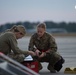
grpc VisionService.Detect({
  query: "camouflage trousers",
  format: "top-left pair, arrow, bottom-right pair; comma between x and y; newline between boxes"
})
37,52 -> 61,71
7,52 -> 25,62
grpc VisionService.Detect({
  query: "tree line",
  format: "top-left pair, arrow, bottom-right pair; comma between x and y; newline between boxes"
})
0,21 -> 76,33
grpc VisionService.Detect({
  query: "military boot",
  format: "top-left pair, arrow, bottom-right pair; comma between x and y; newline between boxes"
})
47,64 -> 56,73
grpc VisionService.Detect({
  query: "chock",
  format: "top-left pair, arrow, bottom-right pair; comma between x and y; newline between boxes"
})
64,67 -> 76,74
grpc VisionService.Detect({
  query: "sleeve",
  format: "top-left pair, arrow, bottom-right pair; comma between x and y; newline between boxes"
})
8,34 -> 29,55
28,35 -> 36,52
47,35 -> 57,54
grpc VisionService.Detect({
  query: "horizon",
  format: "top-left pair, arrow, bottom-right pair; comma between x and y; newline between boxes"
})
0,0 -> 76,25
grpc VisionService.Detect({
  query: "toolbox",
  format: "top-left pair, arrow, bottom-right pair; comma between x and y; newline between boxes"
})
22,55 -> 39,73
22,60 -> 39,73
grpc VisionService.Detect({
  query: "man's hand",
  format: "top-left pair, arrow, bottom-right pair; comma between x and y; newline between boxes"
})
39,52 -> 46,58
35,49 -> 41,57
28,51 -> 36,56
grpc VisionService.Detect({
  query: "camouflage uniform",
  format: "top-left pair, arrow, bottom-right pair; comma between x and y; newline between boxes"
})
28,32 -> 61,71
0,32 -> 29,62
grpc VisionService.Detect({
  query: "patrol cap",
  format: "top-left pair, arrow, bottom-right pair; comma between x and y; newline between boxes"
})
16,25 -> 26,36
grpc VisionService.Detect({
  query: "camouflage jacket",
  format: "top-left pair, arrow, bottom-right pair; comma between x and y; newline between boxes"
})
0,32 -> 28,55
28,32 -> 57,53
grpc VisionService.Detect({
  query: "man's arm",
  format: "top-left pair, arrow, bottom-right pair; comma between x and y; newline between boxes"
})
28,35 -> 37,52
46,35 -> 57,54
8,33 -> 29,55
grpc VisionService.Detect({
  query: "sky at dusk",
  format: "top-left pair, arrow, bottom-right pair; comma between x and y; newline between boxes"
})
0,0 -> 76,25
